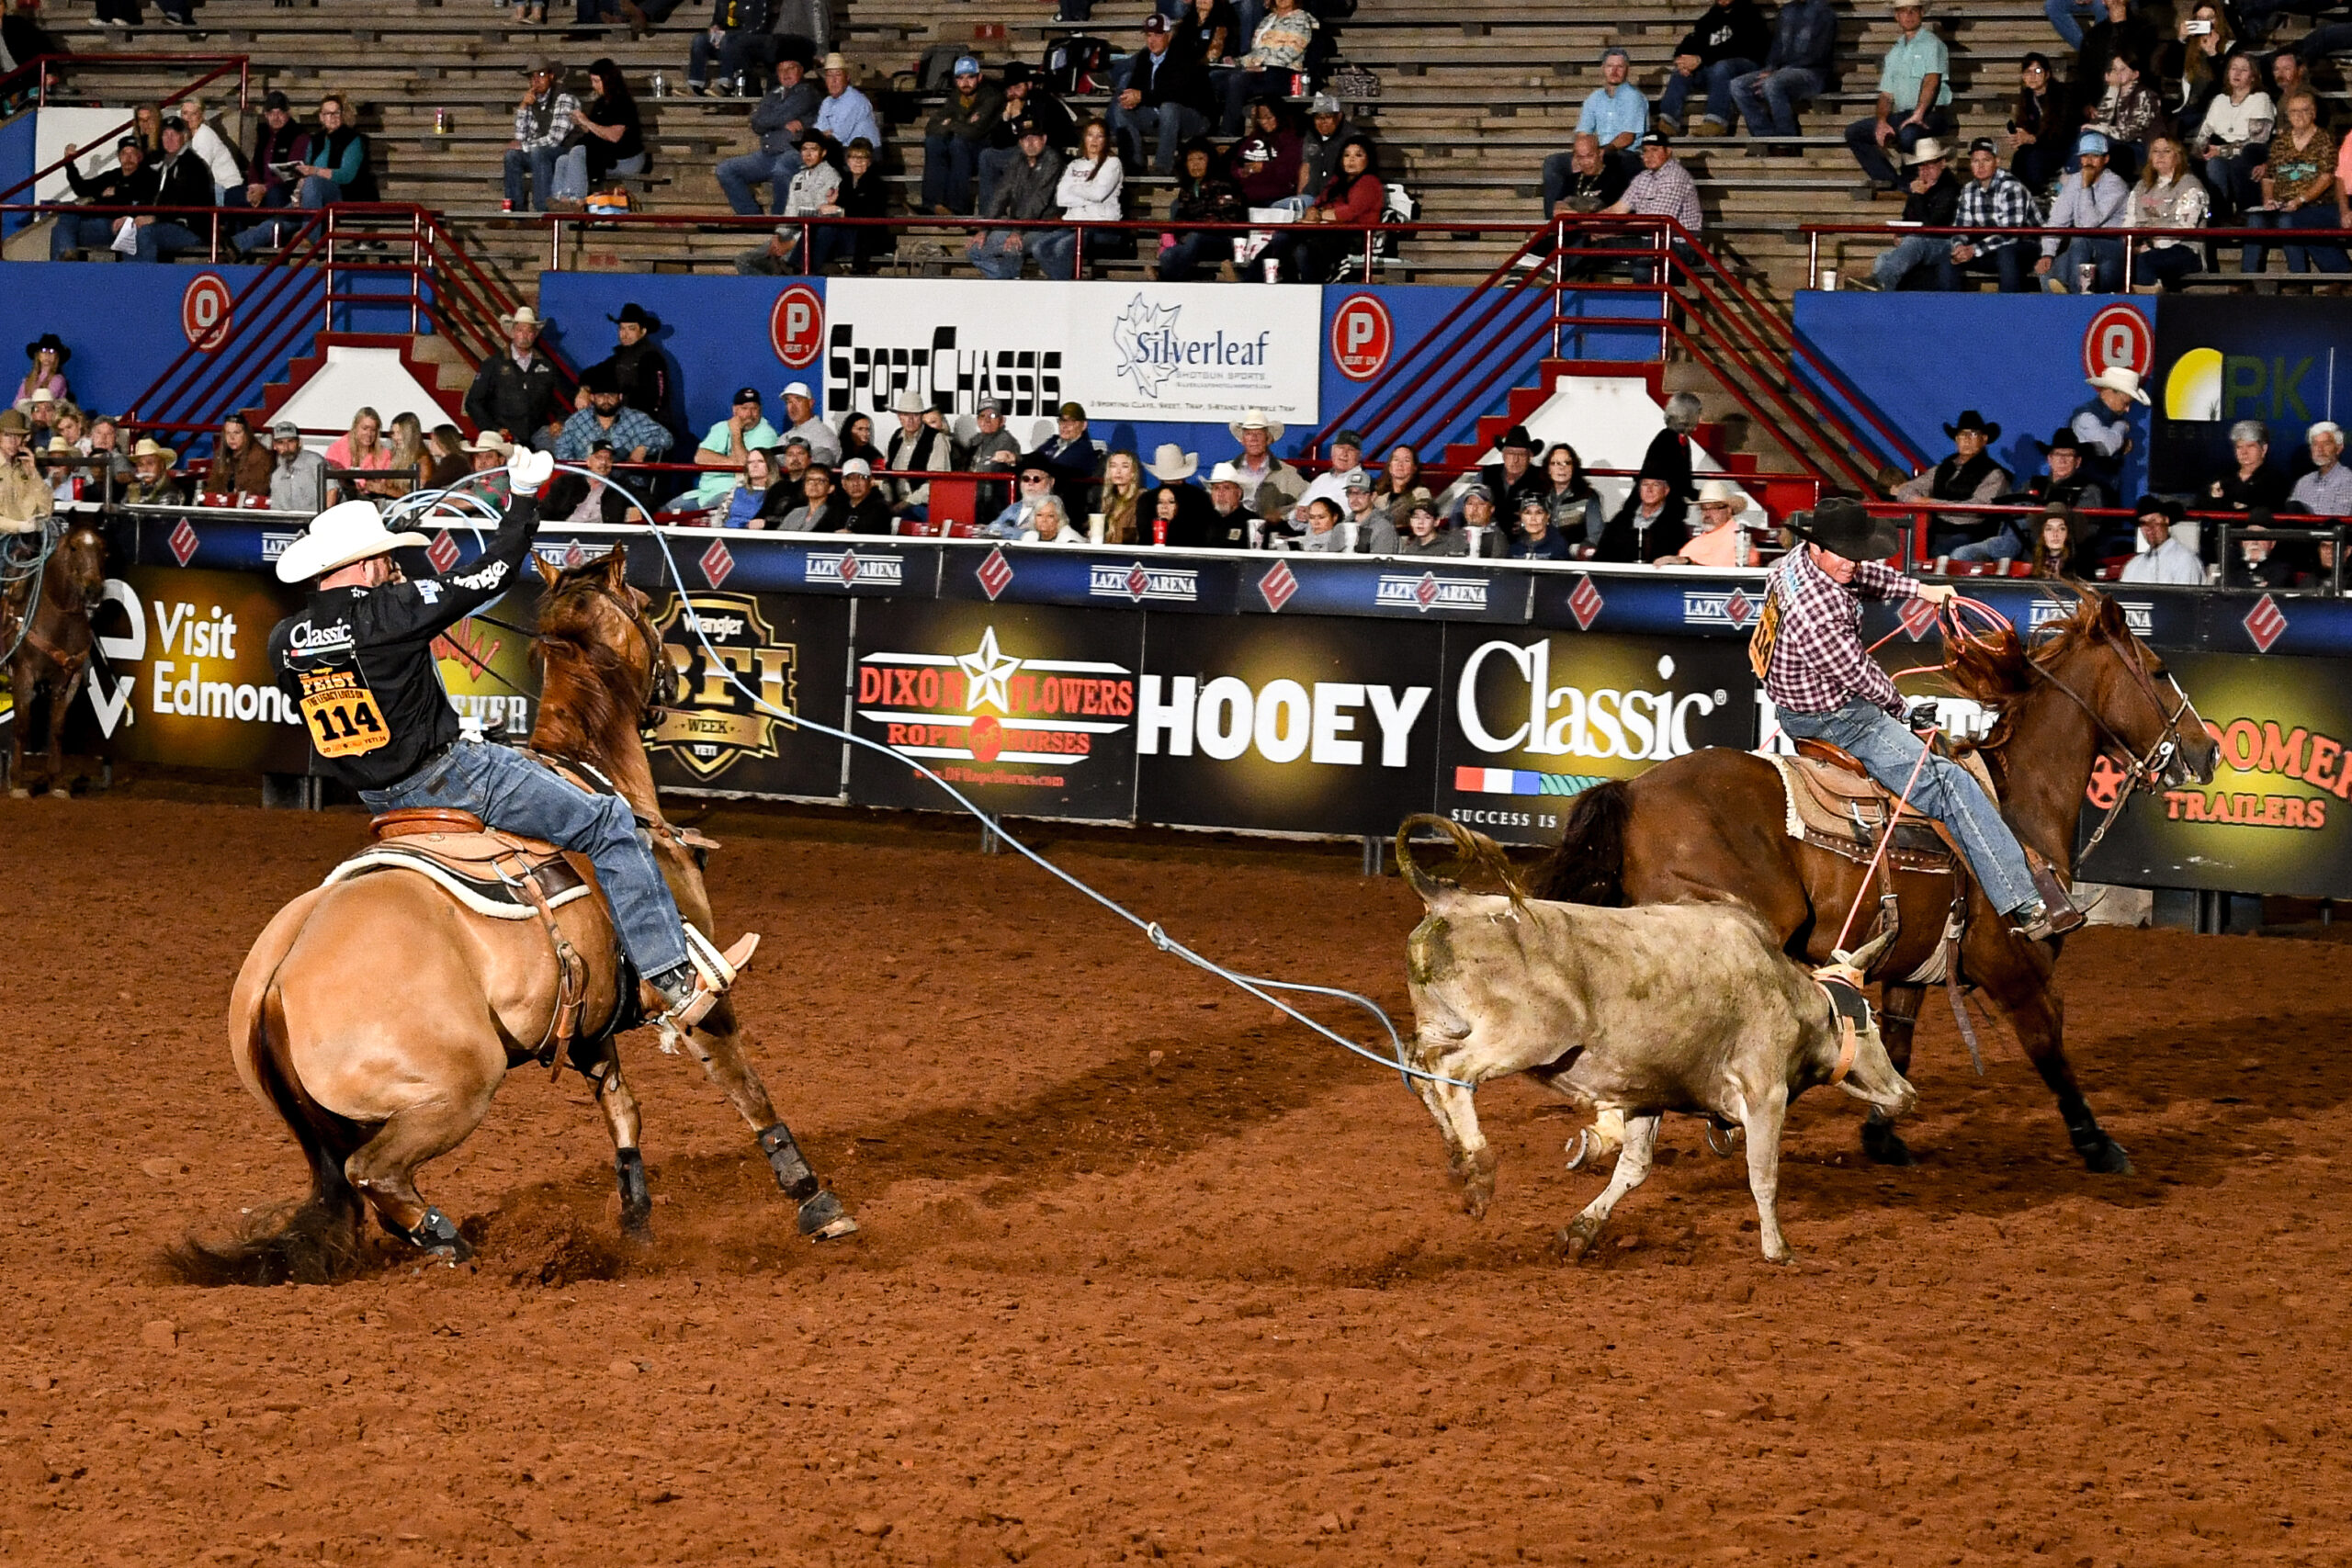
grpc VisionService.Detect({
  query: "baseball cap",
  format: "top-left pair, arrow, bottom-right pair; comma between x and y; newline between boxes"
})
975,394 -> 1002,413
1639,130 -> 1671,149
117,135 -> 140,151
1142,14 -> 1169,33
732,385 -> 762,403
840,457 -> 873,477
782,434 -> 812,451
1462,481 -> 1494,501
262,89 -> 291,111
1013,117 -> 1045,139
589,438 -> 616,454
270,420 -> 300,440
954,54 -> 982,73
1310,93 -> 1340,115
781,380 -> 812,400
1969,137 -> 1999,157
2075,130 -> 2110,155
160,116 -> 187,135
1330,427 -> 1364,450
1342,468 -> 1372,491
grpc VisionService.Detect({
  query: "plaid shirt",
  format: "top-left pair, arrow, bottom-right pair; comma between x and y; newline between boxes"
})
1621,160 -> 1704,234
514,90 -> 580,153
554,405 -> 675,461
1953,171 -> 2042,253
1760,547 -> 1922,717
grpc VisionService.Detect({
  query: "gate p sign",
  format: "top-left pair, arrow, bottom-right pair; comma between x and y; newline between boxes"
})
2081,302 -> 2153,383
183,273 -> 234,353
1330,293 -> 1394,381
770,283 -> 823,369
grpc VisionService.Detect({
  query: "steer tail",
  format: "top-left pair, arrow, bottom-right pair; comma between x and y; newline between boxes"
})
165,987 -> 366,1287
1529,782 -> 1629,906
1396,814 -> 1527,908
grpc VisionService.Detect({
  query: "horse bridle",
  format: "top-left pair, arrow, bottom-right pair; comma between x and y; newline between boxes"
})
2027,626 -> 2208,863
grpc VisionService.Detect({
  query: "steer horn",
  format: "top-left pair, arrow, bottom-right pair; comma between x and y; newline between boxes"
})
1832,917 -> 1898,977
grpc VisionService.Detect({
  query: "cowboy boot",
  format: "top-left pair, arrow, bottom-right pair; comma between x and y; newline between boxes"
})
651,931 -> 759,1032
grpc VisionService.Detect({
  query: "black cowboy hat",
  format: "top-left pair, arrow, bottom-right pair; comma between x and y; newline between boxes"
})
1943,409 -> 2001,440
2031,427 -> 2085,456
606,302 -> 662,332
1789,495 -> 1901,562
1498,423 -> 1535,453
25,333 -> 69,366
2132,494 -> 2184,522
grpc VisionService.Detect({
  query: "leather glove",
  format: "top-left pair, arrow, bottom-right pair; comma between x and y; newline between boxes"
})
1903,697 -> 1941,732
507,447 -> 555,492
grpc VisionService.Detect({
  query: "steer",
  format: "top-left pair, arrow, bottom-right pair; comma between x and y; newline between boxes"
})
1394,815 -> 1917,1263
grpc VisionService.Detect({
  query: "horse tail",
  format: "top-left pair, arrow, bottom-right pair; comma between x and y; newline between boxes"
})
165,986 -> 366,1287
1529,783 -> 1630,906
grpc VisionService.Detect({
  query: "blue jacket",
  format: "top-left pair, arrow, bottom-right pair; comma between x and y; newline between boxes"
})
1762,0 -> 1837,74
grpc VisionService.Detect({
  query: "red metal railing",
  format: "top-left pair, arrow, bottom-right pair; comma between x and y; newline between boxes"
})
1802,220 -> 2352,282
0,54 -> 250,205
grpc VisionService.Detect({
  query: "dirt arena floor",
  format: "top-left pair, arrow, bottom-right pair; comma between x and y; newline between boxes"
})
3,784 -> 2347,1567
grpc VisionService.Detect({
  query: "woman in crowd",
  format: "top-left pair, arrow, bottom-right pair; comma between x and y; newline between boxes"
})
1220,0 -> 1316,134
368,411 -> 426,499
2192,53 -> 2274,226
1509,494 -> 1575,560
1256,135 -> 1382,284
2243,91 -> 2346,275
130,102 -> 164,161
1099,450 -> 1147,543
17,335 -> 70,412
811,138 -> 891,274
1159,137 -> 1246,280
1373,444 -> 1428,513
1035,119 -> 1125,281
837,411 -> 887,472
1536,441 -> 1604,549
2007,54 -> 2072,194
554,59 -> 647,208
2030,504 -> 2097,578
51,402 -> 89,457
294,94 -> 379,211
2082,52 -> 2168,181
2124,135 -> 2211,289
1181,0 -> 1238,67
1021,492 -> 1084,543
1226,98 -> 1302,209
425,424 -> 470,488
202,413 -> 272,498
322,406 -> 390,504
721,446 -> 782,529
2157,5 -> 2234,126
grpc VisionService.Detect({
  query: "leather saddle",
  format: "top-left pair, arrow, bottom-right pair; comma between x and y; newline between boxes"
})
327,807 -> 592,916
1760,738 -> 2001,873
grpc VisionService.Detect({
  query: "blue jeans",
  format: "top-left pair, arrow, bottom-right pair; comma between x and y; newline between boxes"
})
1775,699 -> 2040,915
2243,205 -> 2352,274
690,28 -> 767,89
1948,526 -> 2026,562
357,739 -> 690,979
133,219 -> 205,262
2127,243 -> 2201,289
1658,57 -> 1759,130
2201,148 -> 2263,222
1107,98 -> 1207,174
1159,230 -> 1226,279
504,144 -> 561,209
922,130 -> 979,212
2052,234 -> 2124,293
1937,241 -> 2034,292
2044,0 -> 2094,48
1728,65 -> 1823,138
1845,111 -> 1954,186
969,229 -> 1030,278
554,146 -> 646,200
50,212 -> 121,259
717,149 -> 792,215
1873,231 -> 1949,289
1032,226 -> 1080,279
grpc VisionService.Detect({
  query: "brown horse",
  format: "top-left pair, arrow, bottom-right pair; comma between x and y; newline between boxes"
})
177,545 -> 854,1284
2,521 -> 107,798
1531,591 -> 2218,1173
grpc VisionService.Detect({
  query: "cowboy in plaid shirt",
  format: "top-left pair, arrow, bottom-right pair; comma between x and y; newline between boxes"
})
1758,497 -> 2081,940
1942,139 -> 2043,293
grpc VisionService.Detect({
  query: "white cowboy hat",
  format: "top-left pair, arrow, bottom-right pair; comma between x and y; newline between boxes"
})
889,389 -> 929,415
1697,478 -> 1750,507
1145,443 -> 1198,481
497,305 -> 548,330
1206,460 -> 1245,485
1227,409 -> 1284,443
2086,367 -> 2151,405
275,498 -> 429,583
821,51 -> 851,72
1902,137 -> 1949,165
131,437 -> 176,464
463,431 -> 514,456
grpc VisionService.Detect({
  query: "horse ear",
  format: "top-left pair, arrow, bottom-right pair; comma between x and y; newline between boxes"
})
604,542 -> 630,587
534,553 -> 560,588
2091,588 -> 2129,637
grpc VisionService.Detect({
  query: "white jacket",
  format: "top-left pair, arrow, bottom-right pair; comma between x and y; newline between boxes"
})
1056,154 -> 1124,222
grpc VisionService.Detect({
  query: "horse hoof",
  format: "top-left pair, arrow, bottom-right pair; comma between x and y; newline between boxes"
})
1761,1245 -> 1792,1266
1860,1120 -> 1917,1167
2080,1136 -> 2133,1176
620,1211 -> 654,1247
1559,1219 -> 1600,1261
797,1188 -> 857,1239
423,1236 -> 475,1267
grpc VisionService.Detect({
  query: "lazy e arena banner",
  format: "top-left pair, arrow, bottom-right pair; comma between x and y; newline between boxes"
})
822,277 -> 1322,425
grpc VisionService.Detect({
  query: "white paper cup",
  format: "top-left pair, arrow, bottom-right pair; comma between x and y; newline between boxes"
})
1818,268 -> 1838,291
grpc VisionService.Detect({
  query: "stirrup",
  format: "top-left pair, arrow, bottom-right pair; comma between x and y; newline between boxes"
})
657,930 -> 758,1036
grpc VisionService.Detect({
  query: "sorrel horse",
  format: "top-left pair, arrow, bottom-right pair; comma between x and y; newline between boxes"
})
2,521 -> 107,798
177,545 -> 854,1284
1531,591 -> 2218,1173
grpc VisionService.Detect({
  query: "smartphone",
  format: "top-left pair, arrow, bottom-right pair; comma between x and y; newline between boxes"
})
2185,19 -> 2213,34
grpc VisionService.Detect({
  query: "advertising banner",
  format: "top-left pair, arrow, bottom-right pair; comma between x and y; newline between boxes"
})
936,540 -> 1243,615
1232,555 -> 1534,624
69,566 -> 313,772
822,278 -> 1322,426
1134,615 -> 1443,836
1435,628 -> 1758,845
648,592 -> 851,798
845,599 -> 1144,822
2079,650 -> 2352,897
2149,296 -> 2352,493
1531,567 -> 1767,640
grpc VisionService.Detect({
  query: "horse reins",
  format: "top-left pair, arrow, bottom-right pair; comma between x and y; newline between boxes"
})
2017,615 -> 2205,866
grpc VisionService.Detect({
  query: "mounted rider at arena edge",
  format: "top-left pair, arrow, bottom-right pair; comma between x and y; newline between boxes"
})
1752,495 -> 2085,942
265,447 -> 755,1031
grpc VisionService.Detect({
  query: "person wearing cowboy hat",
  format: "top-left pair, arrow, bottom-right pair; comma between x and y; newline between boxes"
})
2069,366 -> 2148,492
1956,427 -> 2109,564
1146,446 -> 1216,547
1662,478 -> 1756,566
17,334 -> 71,412
881,389 -> 959,515
1894,408 -> 2011,556
1202,460 -> 1261,549
982,451 -> 1067,540
265,446 -> 756,1034
1226,408 -> 1304,518
123,437 -> 187,508
464,307 -> 562,450
2119,495 -> 2204,584
814,52 -> 881,152
0,410 -> 54,538
1867,136 -> 1960,290
582,303 -> 673,425
266,420 -> 329,514
1756,496 -> 2081,941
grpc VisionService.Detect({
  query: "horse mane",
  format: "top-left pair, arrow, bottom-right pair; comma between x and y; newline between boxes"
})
1936,585 -> 2128,752
528,560 -> 639,764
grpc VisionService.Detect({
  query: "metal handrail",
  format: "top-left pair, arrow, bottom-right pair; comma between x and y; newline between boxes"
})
0,54 -> 251,205
1802,219 -> 2352,282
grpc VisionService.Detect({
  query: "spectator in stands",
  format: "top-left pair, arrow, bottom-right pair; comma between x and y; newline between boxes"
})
2028,502 -> 2097,578
2208,418 -> 2290,511
202,414 -> 271,499
547,443 -> 650,526
0,412 -> 51,536
1958,431 -> 2100,562
1574,48 -> 1649,179
50,404 -> 87,460
267,421 -> 327,514
1295,427 -> 1368,519
776,380 -> 839,464
691,386 -> 779,509
884,391 -> 959,515
1542,132 -> 1631,220
763,130 -> 842,271
2036,131 -> 2130,291
1846,0 -> 1955,194
123,438 -> 185,509
555,366 -> 674,463
1159,136 -> 1247,279
778,436 -> 813,488
1870,139 -> 1962,288
806,137 -> 889,274
1657,0 -> 1770,138
834,458 -> 891,534
1035,119 -> 1125,281
689,0 -> 773,96
1286,495 -> 1353,553
322,408 -> 390,506
2290,422 -> 2352,515
1533,442 -> 1603,547
1227,409 -> 1305,517
1596,473 -> 1684,562
836,411 -> 886,471
1020,493 -> 1085,544
2070,367 -> 2146,491
2123,135 -> 2210,288
2159,6 -> 2234,125
1387,497 -> 1468,558
464,308 -> 560,451
2191,54 -> 2274,225
1143,449 -> 1212,547
923,56 -> 1003,216
1227,97 -> 1303,209
2081,54 -> 2165,182
967,397 -> 1022,471
1338,468 -> 1385,538
1508,494 -> 1575,559
718,58 -> 821,216
1221,0 -> 1317,136
982,456 -> 1063,539
1203,460 -> 1259,547
1374,444 -> 1430,515
506,60 -> 578,213
128,105 -> 163,164
1036,400 -> 1106,519
18,389 -> 54,444
817,54 -> 882,152
2245,93 -> 2346,275
1289,95 -> 1358,217
1463,425 -> 1544,521
557,60 -> 649,207
2226,511 -> 2304,589
17,336 -> 69,412
969,118 -> 1064,280
2006,54 -> 2070,196
1453,483 -> 1503,557
175,95 -> 245,208
365,412 -> 426,500
425,425 -> 469,490
49,137 -> 153,261
978,68 -> 1077,215
228,95 -> 310,251
291,95 -> 379,213
779,463 -> 851,532
1644,392 -> 1704,502
2267,51 -> 2315,122
1111,16 -> 1212,176
1180,0 -> 1239,72
1943,138 -> 2044,290
1094,451 -> 1147,544
1895,409 -> 2010,554
2077,0 -> 2159,89
1600,131 -> 1703,280
2120,496 -> 2204,582
1730,0 -> 1837,152
718,446 -> 781,527
579,303 -> 671,427
1662,479 -> 1754,565
85,416 -> 132,488
1256,135 -> 1379,283
128,116 -> 214,264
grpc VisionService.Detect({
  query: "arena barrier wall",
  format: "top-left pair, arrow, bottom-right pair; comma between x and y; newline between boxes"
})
51,517 -> 2352,901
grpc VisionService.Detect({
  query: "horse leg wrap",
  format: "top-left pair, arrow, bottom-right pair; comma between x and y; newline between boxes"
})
756,1122 -> 820,1201
406,1207 -> 473,1263
616,1148 -> 651,1235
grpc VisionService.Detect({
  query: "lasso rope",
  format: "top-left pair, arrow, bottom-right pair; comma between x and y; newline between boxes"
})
0,523 -> 59,667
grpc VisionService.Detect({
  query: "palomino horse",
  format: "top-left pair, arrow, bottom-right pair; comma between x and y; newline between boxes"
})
179,545 -> 854,1284
1532,590 -> 2217,1173
2,521 -> 106,797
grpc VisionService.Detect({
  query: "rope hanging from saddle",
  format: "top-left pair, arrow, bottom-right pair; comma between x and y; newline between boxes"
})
0,525 -> 59,666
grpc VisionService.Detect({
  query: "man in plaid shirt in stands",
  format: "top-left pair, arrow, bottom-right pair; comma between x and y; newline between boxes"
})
1939,138 -> 2042,292
1601,130 -> 1704,282
1755,496 -> 2083,940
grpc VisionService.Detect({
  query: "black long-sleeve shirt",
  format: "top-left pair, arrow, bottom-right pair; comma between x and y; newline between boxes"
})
268,496 -> 540,791
63,158 -> 159,209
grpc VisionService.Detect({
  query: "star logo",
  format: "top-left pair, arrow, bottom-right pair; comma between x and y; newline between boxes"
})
957,626 -> 1022,712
